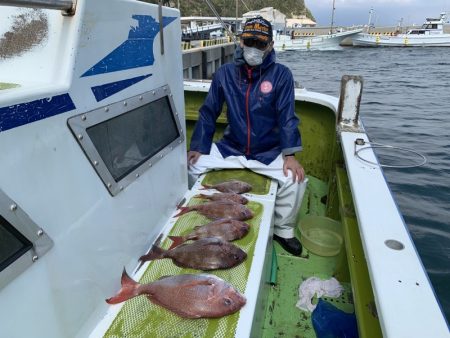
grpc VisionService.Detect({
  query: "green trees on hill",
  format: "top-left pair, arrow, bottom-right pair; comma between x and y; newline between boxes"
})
141,0 -> 314,20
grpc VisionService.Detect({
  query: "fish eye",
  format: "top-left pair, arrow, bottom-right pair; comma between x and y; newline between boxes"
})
224,298 -> 232,306
234,254 -> 240,260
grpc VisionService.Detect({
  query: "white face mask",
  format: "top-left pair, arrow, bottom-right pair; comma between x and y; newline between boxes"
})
243,46 -> 265,66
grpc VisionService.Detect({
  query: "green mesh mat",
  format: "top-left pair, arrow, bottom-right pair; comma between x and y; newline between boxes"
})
201,169 -> 271,195
104,197 -> 264,338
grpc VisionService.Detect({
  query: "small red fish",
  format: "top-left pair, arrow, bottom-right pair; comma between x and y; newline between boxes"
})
201,180 -> 252,194
174,200 -> 253,221
195,192 -> 249,204
106,269 -> 246,318
168,219 -> 250,249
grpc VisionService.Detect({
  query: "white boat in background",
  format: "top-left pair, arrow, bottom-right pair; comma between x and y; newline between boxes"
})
353,12 -> 450,47
274,29 -> 362,51
273,0 -> 361,51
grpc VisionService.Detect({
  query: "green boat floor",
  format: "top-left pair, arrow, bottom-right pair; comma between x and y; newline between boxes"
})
264,175 -> 355,338
262,254 -> 354,338
104,196 -> 264,338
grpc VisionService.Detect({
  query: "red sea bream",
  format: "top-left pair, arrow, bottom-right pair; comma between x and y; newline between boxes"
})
106,269 -> 246,318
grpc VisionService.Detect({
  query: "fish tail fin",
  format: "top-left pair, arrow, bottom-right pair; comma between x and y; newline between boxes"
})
174,206 -> 192,217
139,244 -> 166,262
106,268 -> 140,304
168,235 -> 185,249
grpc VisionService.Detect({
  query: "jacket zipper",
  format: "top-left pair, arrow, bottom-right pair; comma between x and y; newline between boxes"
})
245,67 -> 252,155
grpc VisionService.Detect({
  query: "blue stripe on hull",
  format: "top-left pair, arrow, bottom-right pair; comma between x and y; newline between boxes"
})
0,94 -> 76,132
91,74 -> 152,101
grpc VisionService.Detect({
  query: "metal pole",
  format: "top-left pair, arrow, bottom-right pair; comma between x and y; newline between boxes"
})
367,8 -> 373,33
329,0 -> 335,35
235,0 -> 238,34
0,0 -> 73,10
158,1 -> 164,55
204,0 -> 237,43
0,0 -> 76,15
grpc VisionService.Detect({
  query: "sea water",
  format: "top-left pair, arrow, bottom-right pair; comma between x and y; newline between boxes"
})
279,47 -> 450,322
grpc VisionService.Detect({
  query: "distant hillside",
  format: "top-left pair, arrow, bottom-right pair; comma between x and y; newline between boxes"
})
142,0 -> 315,20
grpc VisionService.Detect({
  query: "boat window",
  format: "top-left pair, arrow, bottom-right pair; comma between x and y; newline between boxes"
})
68,86 -> 184,196
0,215 -> 32,272
86,97 -> 179,181
0,188 -> 54,291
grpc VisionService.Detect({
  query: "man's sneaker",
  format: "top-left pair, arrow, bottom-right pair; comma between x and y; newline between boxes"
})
273,234 -> 302,256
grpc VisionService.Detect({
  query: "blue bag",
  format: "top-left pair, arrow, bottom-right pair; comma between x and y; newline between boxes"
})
311,299 -> 359,338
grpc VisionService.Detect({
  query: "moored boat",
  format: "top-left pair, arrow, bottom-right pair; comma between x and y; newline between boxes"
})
353,12 -> 450,47
0,1 -> 448,337
273,29 -> 362,51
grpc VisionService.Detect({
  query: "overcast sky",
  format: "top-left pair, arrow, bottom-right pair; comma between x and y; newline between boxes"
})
306,0 -> 450,27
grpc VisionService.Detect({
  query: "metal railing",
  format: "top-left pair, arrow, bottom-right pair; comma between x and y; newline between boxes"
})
0,0 -> 76,15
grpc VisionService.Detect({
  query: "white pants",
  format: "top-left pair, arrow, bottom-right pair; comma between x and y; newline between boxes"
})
188,144 -> 308,238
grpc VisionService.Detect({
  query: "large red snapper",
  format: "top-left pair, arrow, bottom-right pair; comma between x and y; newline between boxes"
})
168,219 -> 250,249
195,192 -> 249,204
106,269 -> 246,318
139,237 -> 247,270
174,200 -> 253,221
201,180 -> 252,194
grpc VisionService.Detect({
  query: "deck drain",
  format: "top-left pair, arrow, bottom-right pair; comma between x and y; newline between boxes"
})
385,239 -> 404,250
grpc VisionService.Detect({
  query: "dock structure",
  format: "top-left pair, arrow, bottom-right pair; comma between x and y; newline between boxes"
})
182,41 -> 235,80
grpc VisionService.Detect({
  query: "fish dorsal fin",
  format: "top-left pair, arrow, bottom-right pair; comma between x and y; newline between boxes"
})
179,277 -> 216,291
156,275 -> 172,280
154,233 -> 163,246
199,237 -> 223,247
194,194 -> 208,199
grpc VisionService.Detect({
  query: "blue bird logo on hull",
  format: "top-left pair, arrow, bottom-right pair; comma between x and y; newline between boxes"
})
82,15 -> 177,77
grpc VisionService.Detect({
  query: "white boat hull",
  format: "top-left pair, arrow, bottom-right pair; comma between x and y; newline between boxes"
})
274,29 -> 362,51
353,32 -> 450,47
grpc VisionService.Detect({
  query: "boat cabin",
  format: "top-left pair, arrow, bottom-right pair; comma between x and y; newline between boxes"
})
407,12 -> 448,35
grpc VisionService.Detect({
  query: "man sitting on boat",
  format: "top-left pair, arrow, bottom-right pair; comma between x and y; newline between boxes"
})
187,16 -> 307,256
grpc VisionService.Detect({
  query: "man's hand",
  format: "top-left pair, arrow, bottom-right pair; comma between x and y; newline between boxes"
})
187,151 -> 202,165
283,155 -> 305,183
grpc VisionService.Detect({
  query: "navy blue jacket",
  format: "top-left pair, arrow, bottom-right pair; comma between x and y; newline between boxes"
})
189,48 -> 302,165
